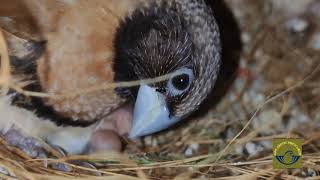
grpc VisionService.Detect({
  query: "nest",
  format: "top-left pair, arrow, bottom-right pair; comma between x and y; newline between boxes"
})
1,0 -> 320,179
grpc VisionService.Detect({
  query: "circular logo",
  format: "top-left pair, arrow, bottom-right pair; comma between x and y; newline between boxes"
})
273,141 -> 302,166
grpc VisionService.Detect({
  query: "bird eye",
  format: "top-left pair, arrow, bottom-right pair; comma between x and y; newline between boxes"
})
172,74 -> 190,90
167,68 -> 193,96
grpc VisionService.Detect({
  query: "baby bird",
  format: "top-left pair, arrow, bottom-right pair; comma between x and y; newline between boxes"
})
0,0 -> 221,155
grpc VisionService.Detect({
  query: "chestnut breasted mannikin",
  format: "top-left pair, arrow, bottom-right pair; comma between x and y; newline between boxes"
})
0,0 -> 225,154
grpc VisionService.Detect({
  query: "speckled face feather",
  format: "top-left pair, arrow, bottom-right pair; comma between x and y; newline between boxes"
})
114,0 -> 221,119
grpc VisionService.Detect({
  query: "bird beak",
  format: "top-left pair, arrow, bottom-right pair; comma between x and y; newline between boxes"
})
129,84 -> 179,139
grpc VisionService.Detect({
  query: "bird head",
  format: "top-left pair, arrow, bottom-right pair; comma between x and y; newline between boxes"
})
114,0 -> 221,138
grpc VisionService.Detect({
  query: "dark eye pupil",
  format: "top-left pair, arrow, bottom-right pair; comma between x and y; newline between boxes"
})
172,74 -> 190,91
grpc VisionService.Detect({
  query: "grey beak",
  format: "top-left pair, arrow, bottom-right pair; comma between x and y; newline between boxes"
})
129,84 -> 179,139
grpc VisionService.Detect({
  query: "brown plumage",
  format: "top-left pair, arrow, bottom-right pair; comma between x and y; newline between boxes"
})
2,0 -> 143,123
0,0 -> 224,154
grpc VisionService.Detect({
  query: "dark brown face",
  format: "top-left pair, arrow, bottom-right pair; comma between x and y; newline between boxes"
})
114,6 -> 195,115
114,1 -> 221,138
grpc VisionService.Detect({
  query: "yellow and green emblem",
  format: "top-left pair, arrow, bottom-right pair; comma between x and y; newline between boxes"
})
273,138 -> 302,169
